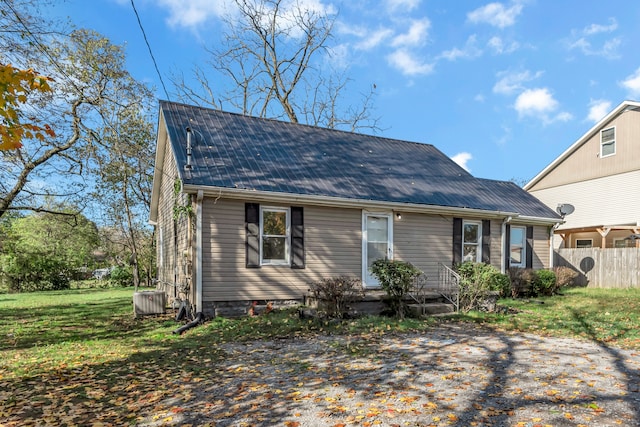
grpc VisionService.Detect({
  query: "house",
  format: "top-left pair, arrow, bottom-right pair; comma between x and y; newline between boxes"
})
150,101 -> 561,317
525,100 -> 640,249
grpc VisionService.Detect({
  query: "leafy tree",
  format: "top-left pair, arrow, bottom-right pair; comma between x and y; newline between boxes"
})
0,209 -> 100,291
89,89 -> 156,289
0,63 -> 55,150
172,0 -> 379,132
0,1 -> 154,220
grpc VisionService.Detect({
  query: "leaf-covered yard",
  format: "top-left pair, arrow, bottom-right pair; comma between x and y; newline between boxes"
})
1,287 -> 640,426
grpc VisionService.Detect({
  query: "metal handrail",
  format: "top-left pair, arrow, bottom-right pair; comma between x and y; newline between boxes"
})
438,263 -> 460,312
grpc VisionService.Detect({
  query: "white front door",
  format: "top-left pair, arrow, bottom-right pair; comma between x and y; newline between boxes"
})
363,213 -> 393,288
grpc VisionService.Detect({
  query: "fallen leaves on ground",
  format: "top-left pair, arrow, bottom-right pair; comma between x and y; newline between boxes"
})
1,324 -> 639,426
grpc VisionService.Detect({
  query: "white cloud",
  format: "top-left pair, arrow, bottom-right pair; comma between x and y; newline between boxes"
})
514,88 -> 573,124
438,35 -> 482,61
583,18 -> 618,35
386,49 -> 434,76
621,67 -> 640,97
355,27 -> 394,50
391,19 -> 431,47
385,0 -> 420,12
493,69 -> 542,95
587,99 -> 612,123
157,0 -> 232,28
566,18 -> 620,59
451,152 -> 472,172
487,36 -> 519,54
467,1 -> 524,29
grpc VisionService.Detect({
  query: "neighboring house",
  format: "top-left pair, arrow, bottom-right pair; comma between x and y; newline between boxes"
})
525,100 -> 640,249
150,101 -> 561,316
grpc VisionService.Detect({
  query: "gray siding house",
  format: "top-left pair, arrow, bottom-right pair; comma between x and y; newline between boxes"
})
150,101 -> 561,316
525,100 -> 640,249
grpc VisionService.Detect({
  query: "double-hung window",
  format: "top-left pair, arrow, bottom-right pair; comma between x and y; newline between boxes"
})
462,221 -> 482,262
260,207 -> 290,265
509,226 -> 526,267
600,127 -> 615,158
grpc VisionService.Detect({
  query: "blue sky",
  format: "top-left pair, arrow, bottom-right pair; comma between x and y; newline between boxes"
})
53,0 -> 640,184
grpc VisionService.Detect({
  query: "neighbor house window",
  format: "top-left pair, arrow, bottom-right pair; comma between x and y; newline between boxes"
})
600,127 -> 615,158
463,221 -> 482,262
260,207 -> 290,265
576,239 -> 593,248
510,226 -> 526,267
614,238 -> 629,248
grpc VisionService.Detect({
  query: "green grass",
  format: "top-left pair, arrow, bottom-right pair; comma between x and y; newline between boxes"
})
450,287 -> 640,348
1,286 -> 639,425
1,286 -> 639,381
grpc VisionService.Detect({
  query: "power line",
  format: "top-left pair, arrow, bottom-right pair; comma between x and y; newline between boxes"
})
130,0 -> 171,100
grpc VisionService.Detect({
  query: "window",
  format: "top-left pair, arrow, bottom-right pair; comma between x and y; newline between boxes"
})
576,239 -> 593,248
600,127 -> 615,158
509,226 -> 526,267
463,221 -> 482,262
614,238 -> 630,248
260,207 -> 290,265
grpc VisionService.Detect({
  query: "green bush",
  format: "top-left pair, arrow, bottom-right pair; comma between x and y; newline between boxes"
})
108,266 -> 133,287
309,276 -> 364,318
371,258 -> 422,319
535,269 -> 557,296
455,261 -> 509,312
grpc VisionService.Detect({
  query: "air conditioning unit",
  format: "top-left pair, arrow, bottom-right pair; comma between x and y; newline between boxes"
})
133,291 -> 166,317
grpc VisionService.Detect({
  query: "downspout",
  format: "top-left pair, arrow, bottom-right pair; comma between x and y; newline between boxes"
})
196,190 -> 204,314
501,216 -> 512,274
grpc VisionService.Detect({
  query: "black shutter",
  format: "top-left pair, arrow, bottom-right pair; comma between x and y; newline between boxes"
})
245,203 -> 260,268
526,226 -> 534,268
453,218 -> 462,266
290,206 -> 305,269
482,220 -> 491,264
504,224 -> 511,270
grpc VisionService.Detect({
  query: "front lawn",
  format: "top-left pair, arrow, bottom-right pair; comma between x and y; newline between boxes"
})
1,286 -> 639,425
454,287 -> 640,348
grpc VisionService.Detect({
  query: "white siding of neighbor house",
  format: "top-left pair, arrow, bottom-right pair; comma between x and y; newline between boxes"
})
529,170 -> 640,231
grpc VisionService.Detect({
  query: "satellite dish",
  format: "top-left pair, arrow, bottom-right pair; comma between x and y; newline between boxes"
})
556,203 -> 575,217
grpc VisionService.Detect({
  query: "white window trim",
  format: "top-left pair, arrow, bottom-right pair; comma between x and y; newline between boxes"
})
260,206 -> 291,266
575,239 -> 593,248
462,220 -> 482,263
600,126 -> 616,158
509,225 -> 526,268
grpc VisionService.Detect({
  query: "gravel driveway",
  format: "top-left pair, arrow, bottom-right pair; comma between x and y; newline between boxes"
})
143,323 -> 640,427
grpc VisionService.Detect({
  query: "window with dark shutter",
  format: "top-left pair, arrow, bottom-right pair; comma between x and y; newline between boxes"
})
453,218 -> 462,265
245,203 -> 260,268
290,206 -> 305,269
482,220 -> 491,264
526,226 -> 534,268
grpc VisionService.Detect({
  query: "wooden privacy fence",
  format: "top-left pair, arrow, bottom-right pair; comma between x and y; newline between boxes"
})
555,248 -> 640,288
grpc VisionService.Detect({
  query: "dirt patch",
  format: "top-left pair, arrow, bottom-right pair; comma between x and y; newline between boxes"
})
142,323 -> 640,426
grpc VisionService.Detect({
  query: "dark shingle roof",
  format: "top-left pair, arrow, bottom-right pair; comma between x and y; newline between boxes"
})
160,101 -> 559,220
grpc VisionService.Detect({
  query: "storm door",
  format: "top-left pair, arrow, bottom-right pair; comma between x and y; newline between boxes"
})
363,213 -> 393,288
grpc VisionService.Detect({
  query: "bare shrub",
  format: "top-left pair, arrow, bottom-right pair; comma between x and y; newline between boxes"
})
309,276 -> 364,318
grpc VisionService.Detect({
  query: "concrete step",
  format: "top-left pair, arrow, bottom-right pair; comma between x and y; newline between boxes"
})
407,302 -> 456,317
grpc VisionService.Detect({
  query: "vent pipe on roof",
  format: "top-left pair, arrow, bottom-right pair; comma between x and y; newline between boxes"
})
184,127 -> 193,172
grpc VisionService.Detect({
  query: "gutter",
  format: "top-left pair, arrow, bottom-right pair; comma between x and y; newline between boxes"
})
182,184 -> 521,220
